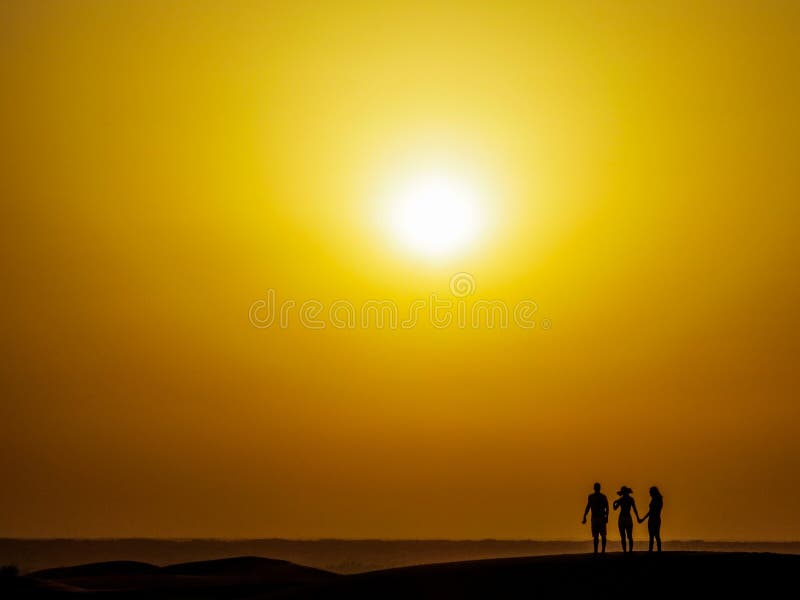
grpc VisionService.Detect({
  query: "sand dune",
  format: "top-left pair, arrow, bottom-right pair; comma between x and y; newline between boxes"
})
272,552 -> 800,599
2,551 -> 797,598
4,538 -> 799,574
19,556 -> 338,597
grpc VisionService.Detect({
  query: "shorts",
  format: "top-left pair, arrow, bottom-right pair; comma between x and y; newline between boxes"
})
591,518 -> 607,536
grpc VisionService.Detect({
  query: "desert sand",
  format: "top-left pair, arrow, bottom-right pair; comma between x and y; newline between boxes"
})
3,552 -> 798,598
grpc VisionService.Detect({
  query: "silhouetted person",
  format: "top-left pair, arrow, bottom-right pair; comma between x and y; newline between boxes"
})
613,486 -> 640,553
582,482 -> 609,554
638,486 -> 664,552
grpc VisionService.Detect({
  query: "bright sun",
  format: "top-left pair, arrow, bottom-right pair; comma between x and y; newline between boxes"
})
386,171 -> 484,259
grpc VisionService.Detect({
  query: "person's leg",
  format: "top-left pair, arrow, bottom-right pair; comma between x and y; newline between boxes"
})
655,522 -> 662,552
619,524 -> 627,552
593,532 -> 599,554
626,525 -> 634,552
648,522 -> 655,552
601,532 -> 607,553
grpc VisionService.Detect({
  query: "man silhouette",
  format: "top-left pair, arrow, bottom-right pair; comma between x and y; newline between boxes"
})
582,482 -> 609,554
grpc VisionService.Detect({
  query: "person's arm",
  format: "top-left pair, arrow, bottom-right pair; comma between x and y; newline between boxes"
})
582,497 -> 591,523
613,498 -> 620,510
603,497 -> 609,521
639,508 -> 649,523
632,499 -> 641,521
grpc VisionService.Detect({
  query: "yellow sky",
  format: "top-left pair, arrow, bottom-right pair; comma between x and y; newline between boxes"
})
2,1 -> 799,540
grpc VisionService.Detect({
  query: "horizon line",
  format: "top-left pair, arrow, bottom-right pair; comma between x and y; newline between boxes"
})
3,537 -> 800,544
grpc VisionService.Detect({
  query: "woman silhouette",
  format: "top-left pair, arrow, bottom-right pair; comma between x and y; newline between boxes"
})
612,486 -> 639,552
638,486 -> 664,552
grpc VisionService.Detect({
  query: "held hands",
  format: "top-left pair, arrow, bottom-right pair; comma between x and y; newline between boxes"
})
582,517 -> 587,524
637,517 -> 644,524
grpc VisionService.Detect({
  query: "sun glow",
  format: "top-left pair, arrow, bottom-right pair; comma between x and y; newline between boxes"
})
384,171 -> 485,259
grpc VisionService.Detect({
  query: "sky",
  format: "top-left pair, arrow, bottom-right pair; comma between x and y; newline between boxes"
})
2,1 -> 799,540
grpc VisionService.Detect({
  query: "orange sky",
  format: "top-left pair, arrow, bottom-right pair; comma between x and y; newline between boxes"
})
2,1 -> 799,540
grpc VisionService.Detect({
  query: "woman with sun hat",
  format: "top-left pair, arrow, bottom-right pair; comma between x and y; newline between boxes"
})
613,486 -> 640,553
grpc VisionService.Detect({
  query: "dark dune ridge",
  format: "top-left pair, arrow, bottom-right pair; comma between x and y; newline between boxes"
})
4,556 -> 337,598
2,552 -> 798,599
33,561 -> 160,579
3,538 -> 799,574
275,552 -> 800,599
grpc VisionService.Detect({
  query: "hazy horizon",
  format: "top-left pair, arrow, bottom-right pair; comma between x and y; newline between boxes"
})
5,536 -> 800,542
